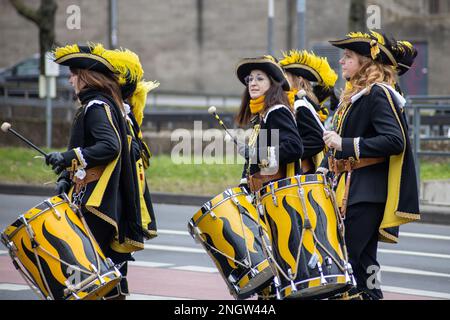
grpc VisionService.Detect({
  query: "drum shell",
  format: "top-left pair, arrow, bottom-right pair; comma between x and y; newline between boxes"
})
258,174 -> 351,299
1,195 -> 121,300
190,187 -> 273,299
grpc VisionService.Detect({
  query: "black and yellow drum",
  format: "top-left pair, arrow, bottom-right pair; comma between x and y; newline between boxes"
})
0,194 -> 122,300
188,187 -> 274,299
256,174 -> 355,299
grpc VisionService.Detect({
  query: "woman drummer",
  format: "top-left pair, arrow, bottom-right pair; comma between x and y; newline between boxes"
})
235,55 -> 303,193
46,43 -> 149,299
279,50 -> 338,174
318,31 -> 420,299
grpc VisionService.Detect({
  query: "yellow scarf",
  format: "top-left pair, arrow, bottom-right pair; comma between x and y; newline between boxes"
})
286,89 -> 299,108
249,95 -> 265,114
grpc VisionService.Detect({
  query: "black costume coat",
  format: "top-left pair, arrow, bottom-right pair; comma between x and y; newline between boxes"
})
58,89 -> 147,253
242,104 -> 304,181
320,84 -> 420,243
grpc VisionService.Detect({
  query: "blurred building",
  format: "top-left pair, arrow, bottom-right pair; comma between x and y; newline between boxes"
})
0,0 -> 449,96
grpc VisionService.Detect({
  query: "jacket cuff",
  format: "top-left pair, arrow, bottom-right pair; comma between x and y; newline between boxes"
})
62,148 -> 87,169
341,137 -> 360,160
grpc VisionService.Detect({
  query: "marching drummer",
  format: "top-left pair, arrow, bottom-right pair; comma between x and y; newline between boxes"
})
46,43 -> 151,300
235,55 -> 303,193
318,31 -> 421,299
279,50 -> 338,174
94,47 -> 160,299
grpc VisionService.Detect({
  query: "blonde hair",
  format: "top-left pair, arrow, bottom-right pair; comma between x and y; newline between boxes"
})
341,54 -> 397,104
289,73 -> 319,105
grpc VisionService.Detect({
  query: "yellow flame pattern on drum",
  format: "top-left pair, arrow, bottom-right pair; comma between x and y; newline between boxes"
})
260,176 -> 344,275
2,196 -> 119,299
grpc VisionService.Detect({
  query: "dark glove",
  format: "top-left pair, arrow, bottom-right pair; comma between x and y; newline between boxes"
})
55,179 -> 71,195
45,152 -> 66,175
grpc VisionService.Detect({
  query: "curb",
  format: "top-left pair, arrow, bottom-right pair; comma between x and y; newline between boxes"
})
0,183 -> 449,225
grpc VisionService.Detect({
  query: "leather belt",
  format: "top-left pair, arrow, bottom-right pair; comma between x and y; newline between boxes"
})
248,168 -> 285,193
329,157 -> 386,176
72,165 -> 106,194
328,156 -> 386,219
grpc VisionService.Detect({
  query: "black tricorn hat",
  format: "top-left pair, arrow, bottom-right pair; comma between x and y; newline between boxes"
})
393,40 -> 418,76
236,55 -> 291,91
53,43 -> 116,75
329,31 -> 398,67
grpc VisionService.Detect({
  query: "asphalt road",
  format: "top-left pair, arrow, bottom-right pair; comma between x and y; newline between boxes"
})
0,194 -> 449,300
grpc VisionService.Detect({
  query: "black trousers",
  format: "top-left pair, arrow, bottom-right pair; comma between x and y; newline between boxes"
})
344,202 -> 385,300
82,209 -> 132,297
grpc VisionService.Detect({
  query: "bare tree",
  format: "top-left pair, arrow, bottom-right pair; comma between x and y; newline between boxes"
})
9,0 -> 57,74
348,0 -> 367,31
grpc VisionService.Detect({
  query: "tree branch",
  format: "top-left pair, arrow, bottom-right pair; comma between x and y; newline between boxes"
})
9,0 -> 40,25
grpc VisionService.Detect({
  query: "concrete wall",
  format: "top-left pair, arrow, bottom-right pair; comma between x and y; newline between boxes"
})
0,0 -> 449,95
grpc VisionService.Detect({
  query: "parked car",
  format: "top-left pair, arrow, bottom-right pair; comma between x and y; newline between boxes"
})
0,54 -> 71,86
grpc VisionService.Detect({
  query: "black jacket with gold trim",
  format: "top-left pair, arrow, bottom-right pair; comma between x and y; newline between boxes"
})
242,104 -> 303,179
320,84 -> 420,243
58,88 -> 147,253
294,97 -> 325,173
124,104 -> 158,239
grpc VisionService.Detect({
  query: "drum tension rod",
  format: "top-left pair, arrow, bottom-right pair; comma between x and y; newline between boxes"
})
45,200 -> 61,220
269,182 -> 278,207
287,269 -> 297,293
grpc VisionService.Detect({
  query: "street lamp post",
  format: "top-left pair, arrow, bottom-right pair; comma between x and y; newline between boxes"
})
297,0 -> 306,49
268,0 -> 274,55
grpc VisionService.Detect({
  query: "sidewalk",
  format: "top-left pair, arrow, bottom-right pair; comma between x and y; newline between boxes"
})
0,183 -> 449,225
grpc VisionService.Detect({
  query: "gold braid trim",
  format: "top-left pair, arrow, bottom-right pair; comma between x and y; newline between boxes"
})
396,211 -> 421,220
379,229 -> 398,244
85,206 -> 119,233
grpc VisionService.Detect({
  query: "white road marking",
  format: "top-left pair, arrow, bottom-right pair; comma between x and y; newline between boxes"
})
129,261 -> 174,268
399,232 -> 450,241
128,293 -> 192,300
144,244 -> 204,254
379,249 -> 450,260
158,229 -> 190,236
381,265 -> 450,279
382,285 -> 450,300
171,265 -> 218,273
0,250 -> 8,256
0,284 -> 30,291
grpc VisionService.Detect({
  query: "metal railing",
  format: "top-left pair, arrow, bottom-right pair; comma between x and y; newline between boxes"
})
0,82 -> 241,109
406,96 -> 450,185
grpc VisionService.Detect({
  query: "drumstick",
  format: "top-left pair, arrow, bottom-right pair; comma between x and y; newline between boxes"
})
1,122 -> 48,157
208,106 -> 238,146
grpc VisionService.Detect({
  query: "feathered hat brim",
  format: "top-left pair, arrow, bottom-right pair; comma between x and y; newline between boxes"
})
329,34 -> 397,67
236,57 -> 290,91
53,45 -> 116,74
282,64 -> 321,83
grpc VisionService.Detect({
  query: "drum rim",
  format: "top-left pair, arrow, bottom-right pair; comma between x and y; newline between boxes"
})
279,274 -> 349,298
2,196 -> 69,240
191,187 -> 250,226
257,174 -> 328,200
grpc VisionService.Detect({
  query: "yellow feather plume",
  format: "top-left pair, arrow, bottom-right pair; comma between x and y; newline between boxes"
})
279,50 -> 338,88
52,44 -> 80,59
102,47 -> 144,85
130,80 -> 160,126
346,31 -> 385,45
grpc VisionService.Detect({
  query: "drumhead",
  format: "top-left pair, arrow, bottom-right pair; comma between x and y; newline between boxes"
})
190,187 -> 250,226
257,174 -> 326,200
1,195 -> 69,241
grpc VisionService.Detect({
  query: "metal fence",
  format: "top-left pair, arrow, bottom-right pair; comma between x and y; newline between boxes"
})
406,96 -> 450,185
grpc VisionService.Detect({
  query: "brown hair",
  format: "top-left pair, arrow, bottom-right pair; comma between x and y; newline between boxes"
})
235,77 -> 292,127
72,68 -> 124,113
341,54 -> 397,104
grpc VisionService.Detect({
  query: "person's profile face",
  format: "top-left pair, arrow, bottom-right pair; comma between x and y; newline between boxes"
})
69,70 -> 84,94
339,49 -> 361,80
